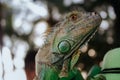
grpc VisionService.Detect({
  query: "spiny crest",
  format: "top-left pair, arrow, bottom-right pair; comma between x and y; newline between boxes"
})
44,24 -> 61,43
45,23 -> 60,36
45,26 -> 51,35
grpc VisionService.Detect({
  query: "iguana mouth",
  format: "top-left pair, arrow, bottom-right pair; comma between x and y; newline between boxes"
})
63,27 -> 98,60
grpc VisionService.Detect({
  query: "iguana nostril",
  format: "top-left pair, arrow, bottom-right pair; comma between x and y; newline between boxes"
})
92,12 -> 98,16
91,12 -> 96,15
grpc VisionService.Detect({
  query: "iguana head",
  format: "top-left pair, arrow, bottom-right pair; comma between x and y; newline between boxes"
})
52,10 -> 102,62
35,9 -> 102,80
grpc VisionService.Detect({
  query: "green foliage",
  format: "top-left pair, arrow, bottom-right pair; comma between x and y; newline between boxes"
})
87,65 -> 101,79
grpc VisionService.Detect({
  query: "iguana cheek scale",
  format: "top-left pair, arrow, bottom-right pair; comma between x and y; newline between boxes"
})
34,9 -> 102,80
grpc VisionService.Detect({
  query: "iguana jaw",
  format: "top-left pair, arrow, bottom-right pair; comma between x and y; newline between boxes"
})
63,27 -> 98,60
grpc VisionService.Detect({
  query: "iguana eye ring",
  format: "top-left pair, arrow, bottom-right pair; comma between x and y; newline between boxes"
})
70,14 -> 77,21
58,40 -> 71,54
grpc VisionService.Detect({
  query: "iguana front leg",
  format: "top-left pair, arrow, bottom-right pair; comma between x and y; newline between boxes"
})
59,49 -> 82,77
34,44 -> 60,80
34,9 -> 102,80
59,49 -> 84,80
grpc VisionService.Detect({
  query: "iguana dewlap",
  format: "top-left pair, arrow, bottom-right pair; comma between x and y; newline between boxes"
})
34,9 -> 102,80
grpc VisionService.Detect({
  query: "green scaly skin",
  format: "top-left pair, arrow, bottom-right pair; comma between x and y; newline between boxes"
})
34,9 -> 102,80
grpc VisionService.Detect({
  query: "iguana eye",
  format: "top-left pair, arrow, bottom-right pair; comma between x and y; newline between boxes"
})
70,14 -> 77,21
58,40 -> 71,54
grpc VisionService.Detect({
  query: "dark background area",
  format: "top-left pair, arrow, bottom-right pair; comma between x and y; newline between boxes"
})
0,0 -> 120,80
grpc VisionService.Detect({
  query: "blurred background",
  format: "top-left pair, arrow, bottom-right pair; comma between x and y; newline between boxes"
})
0,0 -> 120,80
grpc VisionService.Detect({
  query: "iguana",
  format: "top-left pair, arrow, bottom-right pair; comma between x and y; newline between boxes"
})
34,9 -> 102,80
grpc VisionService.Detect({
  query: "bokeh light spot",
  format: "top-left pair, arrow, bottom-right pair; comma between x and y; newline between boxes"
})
81,44 -> 88,53
100,20 -> 109,30
12,39 -> 29,59
52,7 -> 61,21
3,35 -> 12,48
33,37 -> 45,48
4,69 -> 27,80
106,36 -> 114,44
81,71 -> 87,79
0,50 -> 3,80
108,6 -> 116,20
63,0 -> 72,6
77,63 -> 85,71
72,0 -> 84,4
2,46 -> 13,73
13,57 -> 25,69
34,21 -> 48,35
100,11 -> 107,19
33,21 -> 48,47
0,19 -> 6,27
26,1 -> 49,18
88,49 -> 96,58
